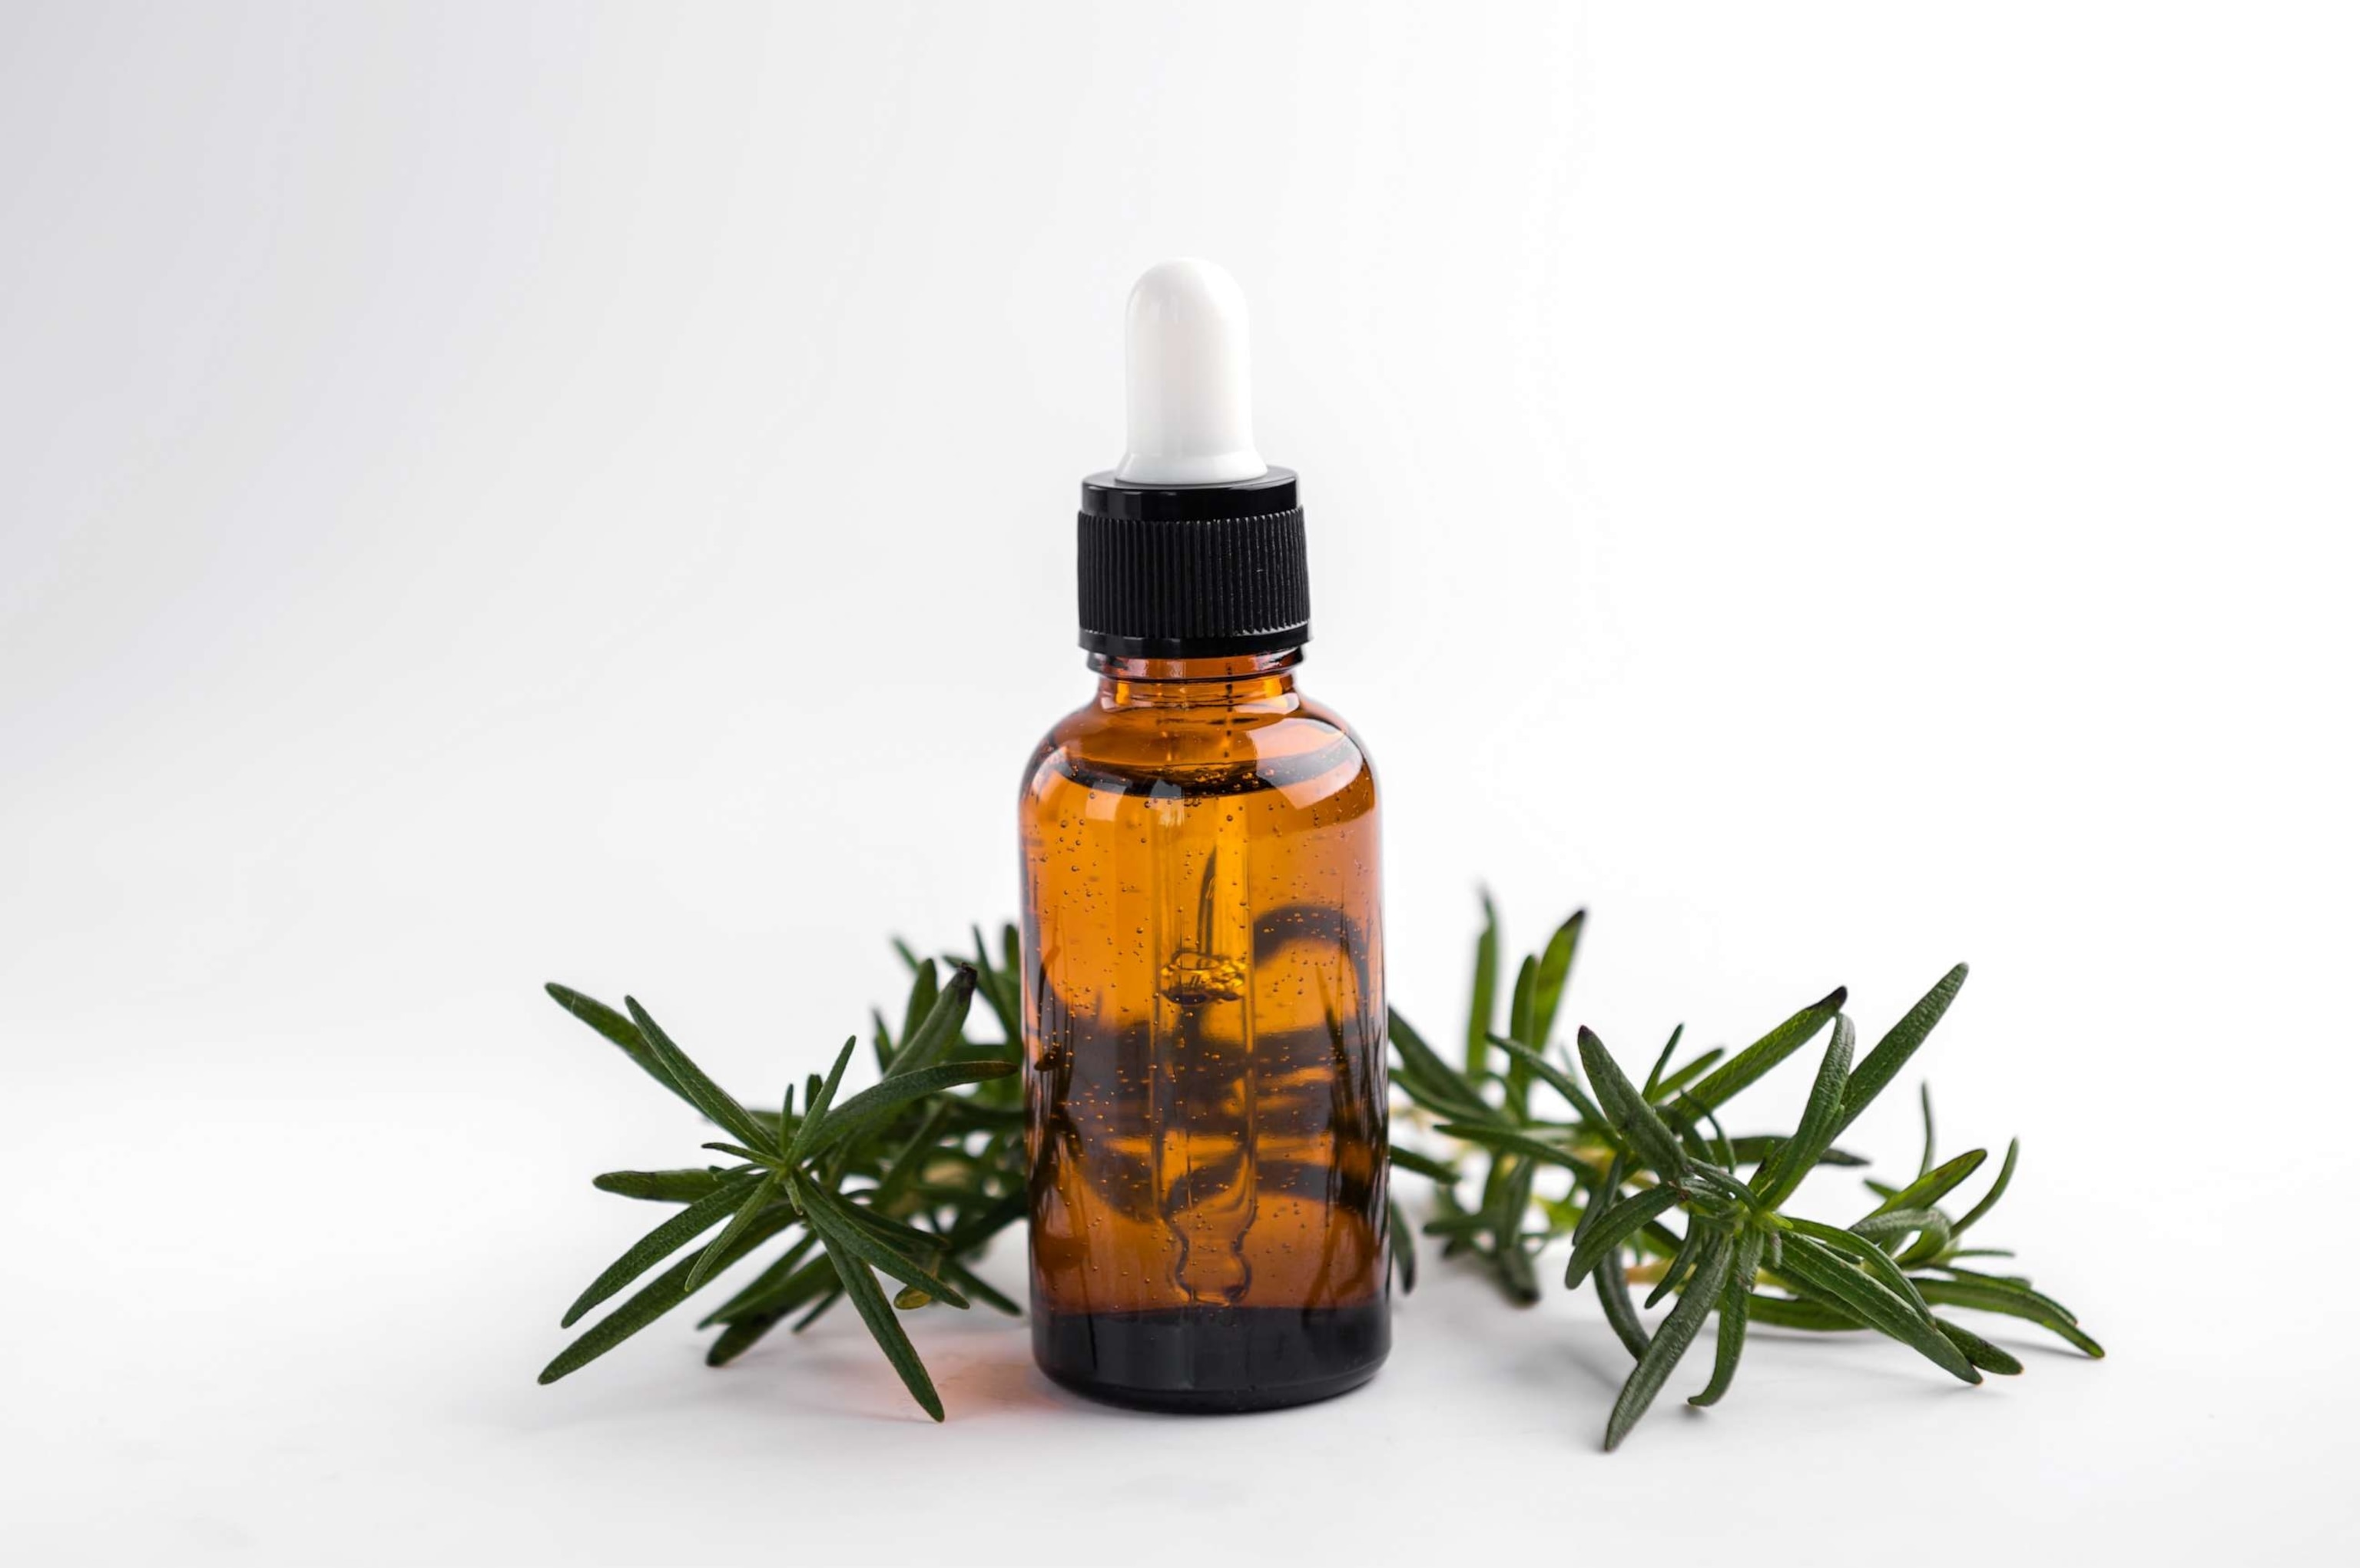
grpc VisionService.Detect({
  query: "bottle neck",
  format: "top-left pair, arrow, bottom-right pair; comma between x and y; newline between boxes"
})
1089,648 -> 1302,711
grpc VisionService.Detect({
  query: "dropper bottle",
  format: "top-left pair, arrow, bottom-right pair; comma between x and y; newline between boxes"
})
1018,259 -> 1390,1411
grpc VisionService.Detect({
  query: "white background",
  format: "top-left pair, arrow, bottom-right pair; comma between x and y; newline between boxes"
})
5,2 -> 2355,1562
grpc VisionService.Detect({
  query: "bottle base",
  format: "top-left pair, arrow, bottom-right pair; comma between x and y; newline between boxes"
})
1032,1299 -> 1390,1414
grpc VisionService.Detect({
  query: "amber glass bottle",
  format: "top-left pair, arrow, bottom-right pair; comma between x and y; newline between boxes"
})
1017,340 -> 1392,1411
1019,641 -> 1387,1411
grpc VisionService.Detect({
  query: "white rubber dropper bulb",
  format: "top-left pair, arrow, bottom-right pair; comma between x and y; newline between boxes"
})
1112,258 -> 1270,486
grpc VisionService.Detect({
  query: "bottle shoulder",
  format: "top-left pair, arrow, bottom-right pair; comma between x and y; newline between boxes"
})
1020,691 -> 1376,809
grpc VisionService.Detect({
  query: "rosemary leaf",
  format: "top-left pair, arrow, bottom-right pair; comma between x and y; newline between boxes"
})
793,1175 -> 972,1309
592,1168 -> 733,1204
1684,987 -> 1846,1113
1565,1186 -> 1682,1289
1934,1318 -> 2025,1376
898,959 -> 940,1052
1466,890 -> 1500,1076
1749,1014 -> 1856,1208
684,1170 -> 787,1294
700,1234 -> 824,1326
1862,1148 -> 1987,1220
868,1102 -> 954,1209
813,1226 -> 945,1421
1780,1216 -> 1936,1324
1641,1025 -> 1684,1099
1502,955 -> 1540,1113
971,924 -> 1022,1043
1951,1137 -> 2020,1238
804,1059 -> 1017,1162
1650,1045 -> 1725,1101
1690,1226 -> 1766,1407
561,1172 -> 764,1328
1914,1278 -> 2103,1357
1744,1291 -> 1861,1331
539,1205 -> 799,1384
1435,1122 -> 1600,1175
1925,1265 -> 2083,1326
1527,908 -> 1586,1052
1579,1026 -> 1690,1190
1773,1233 -> 1978,1384
1497,1235 -> 1541,1305
1391,1011 -> 1498,1125
785,1037 -> 858,1159
1718,1135 -> 1861,1169
623,998 -> 772,1152
883,963 -> 973,1080
707,1313 -> 783,1367
1596,1251 -> 1652,1361
1390,1200 -> 1418,1294
1605,1231 -> 1731,1450
545,983 -> 704,1114
1833,964 -> 1967,1137
1848,1208 -> 1944,1246
1388,1143 -> 1460,1183
1646,1221 -> 1706,1309
1490,1035 -> 1605,1125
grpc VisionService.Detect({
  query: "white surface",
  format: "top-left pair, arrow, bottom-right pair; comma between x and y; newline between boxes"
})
1115,257 -> 1267,484
2,2 -> 2355,1563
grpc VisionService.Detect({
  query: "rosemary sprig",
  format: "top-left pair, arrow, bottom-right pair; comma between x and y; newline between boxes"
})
538,945 -> 1027,1417
539,902 -> 2098,1450
1390,899 -> 2101,1449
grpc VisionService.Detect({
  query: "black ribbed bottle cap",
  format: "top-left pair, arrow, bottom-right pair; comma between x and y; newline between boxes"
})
1076,467 -> 1308,658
